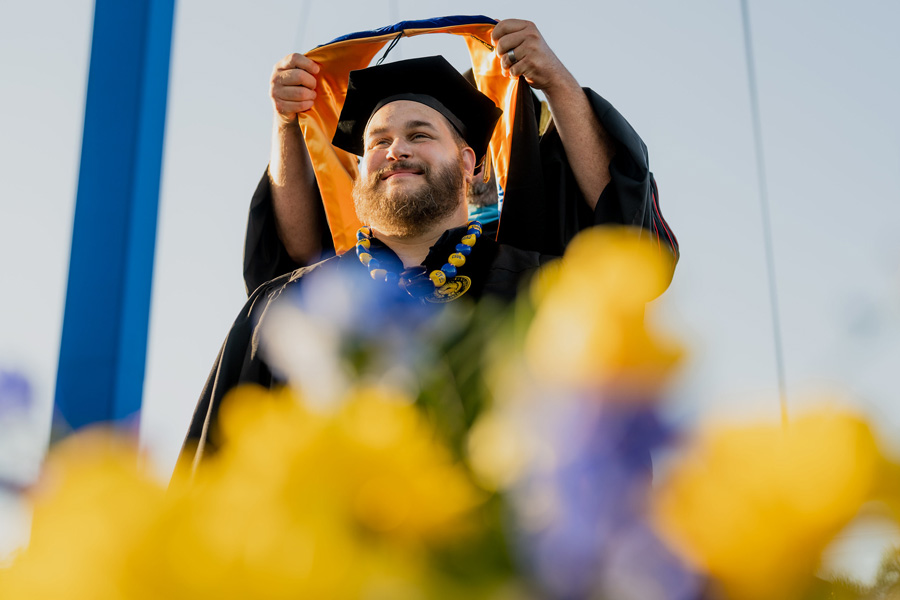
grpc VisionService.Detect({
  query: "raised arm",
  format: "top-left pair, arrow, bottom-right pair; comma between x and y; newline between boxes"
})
268,53 -> 324,264
492,19 -> 615,211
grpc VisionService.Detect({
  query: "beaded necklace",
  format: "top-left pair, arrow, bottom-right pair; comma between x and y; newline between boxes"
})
355,220 -> 483,289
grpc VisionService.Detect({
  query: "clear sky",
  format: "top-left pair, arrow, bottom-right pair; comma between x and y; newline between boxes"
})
2,0 -> 899,578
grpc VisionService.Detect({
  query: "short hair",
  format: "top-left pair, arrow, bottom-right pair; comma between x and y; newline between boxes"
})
441,114 -> 467,150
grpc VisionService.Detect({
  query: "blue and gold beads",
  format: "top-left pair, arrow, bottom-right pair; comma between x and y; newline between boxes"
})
455,243 -> 472,256
357,220 -> 482,288
356,236 -> 374,268
427,220 -> 480,287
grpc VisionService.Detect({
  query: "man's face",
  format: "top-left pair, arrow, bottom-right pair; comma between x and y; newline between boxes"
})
353,101 -> 475,238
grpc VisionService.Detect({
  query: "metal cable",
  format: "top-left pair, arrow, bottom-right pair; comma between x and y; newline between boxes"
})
739,0 -> 789,426
389,0 -> 402,60
292,0 -> 311,52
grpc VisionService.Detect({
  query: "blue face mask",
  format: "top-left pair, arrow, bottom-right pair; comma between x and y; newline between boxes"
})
467,184 -> 503,224
468,203 -> 500,225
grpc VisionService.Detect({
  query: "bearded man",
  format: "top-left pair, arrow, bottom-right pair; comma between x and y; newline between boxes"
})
243,18 -> 678,294
182,56 -> 558,465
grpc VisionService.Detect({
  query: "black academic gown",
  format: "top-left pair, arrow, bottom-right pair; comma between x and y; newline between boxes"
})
242,87 -> 678,294
182,226 -> 554,466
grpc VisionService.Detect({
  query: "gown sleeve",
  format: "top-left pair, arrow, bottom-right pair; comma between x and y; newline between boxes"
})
242,170 -> 335,295
497,86 -> 679,265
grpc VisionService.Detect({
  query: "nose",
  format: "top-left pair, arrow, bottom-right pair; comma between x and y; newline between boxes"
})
385,138 -> 411,161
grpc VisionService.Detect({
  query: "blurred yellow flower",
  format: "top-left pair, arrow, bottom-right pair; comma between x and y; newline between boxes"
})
1,385 -> 490,599
0,430 -> 167,600
654,410 -> 888,600
144,384 -> 487,598
214,385 -> 485,542
467,409 -> 533,491
525,227 -> 682,393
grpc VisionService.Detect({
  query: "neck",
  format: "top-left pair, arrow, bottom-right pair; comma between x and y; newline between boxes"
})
370,204 -> 468,268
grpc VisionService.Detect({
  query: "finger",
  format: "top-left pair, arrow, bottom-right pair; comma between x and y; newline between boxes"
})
508,58 -> 529,81
508,58 -> 553,89
274,52 -> 320,74
494,28 -> 530,56
274,84 -> 317,103
499,47 -> 526,72
273,98 -> 316,116
273,67 -> 317,90
490,19 -> 532,44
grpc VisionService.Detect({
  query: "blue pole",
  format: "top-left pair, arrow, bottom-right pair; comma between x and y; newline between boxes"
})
55,0 -> 176,429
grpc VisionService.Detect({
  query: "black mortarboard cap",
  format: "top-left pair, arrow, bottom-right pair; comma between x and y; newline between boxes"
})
332,56 -> 502,164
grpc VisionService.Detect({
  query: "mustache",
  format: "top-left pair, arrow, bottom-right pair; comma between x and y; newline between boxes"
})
374,160 -> 429,181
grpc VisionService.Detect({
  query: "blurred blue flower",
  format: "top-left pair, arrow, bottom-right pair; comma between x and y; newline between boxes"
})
0,370 -> 31,414
509,399 -> 701,600
260,265 -> 465,406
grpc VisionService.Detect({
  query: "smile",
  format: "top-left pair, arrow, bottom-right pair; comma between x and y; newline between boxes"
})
381,170 -> 423,180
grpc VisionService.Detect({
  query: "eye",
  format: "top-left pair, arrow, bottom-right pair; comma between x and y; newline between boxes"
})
410,132 -> 431,141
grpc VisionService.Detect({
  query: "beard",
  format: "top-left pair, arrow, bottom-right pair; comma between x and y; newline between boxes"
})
353,154 -> 466,238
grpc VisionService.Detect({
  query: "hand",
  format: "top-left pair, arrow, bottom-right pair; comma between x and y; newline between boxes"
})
491,19 -> 573,92
270,53 -> 320,126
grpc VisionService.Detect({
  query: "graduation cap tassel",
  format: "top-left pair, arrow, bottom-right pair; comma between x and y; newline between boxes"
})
375,32 -> 403,65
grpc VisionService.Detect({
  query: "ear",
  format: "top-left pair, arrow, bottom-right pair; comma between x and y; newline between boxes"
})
461,146 -> 477,184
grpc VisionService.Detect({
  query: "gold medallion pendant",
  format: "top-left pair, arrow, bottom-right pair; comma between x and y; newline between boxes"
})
425,276 -> 472,303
